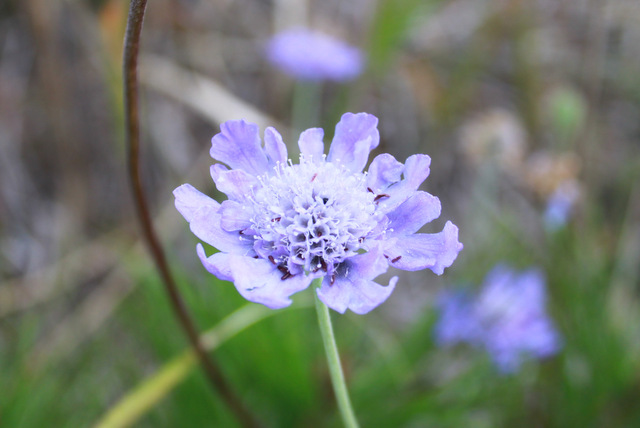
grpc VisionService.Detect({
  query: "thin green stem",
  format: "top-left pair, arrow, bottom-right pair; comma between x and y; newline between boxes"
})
291,81 -> 321,138
313,278 -> 360,428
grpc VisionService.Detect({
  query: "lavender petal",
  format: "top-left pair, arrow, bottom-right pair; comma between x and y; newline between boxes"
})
210,164 -> 259,201
366,153 -> 404,192
316,244 -> 395,314
173,184 -> 220,222
385,221 -> 463,274
264,127 -> 288,165
228,255 -> 314,309
298,128 -> 325,161
189,205 -> 254,254
377,154 -> 431,214
328,112 -> 380,173
386,191 -> 442,236
210,119 -> 269,175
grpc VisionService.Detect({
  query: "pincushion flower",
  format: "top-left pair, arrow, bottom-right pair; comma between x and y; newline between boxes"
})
266,28 -> 364,81
174,112 -> 462,314
435,265 -> 562,372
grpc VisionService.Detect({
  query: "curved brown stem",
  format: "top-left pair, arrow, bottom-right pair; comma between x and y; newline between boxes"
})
123,2 -> 260,427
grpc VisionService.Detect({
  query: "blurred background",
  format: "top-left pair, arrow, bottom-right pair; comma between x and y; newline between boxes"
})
2,0 -> 640,426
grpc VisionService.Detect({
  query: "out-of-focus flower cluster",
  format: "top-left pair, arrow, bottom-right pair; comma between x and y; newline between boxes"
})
524,151 -> 582,230
435,265 -> 562,373
459,109 -> 527,173
459,108 -> 583,230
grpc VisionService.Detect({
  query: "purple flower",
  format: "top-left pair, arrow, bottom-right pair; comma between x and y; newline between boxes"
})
435,265 -> 562,372
265,28 -> 364,82
174,113 -> 462,314
544,180 -> 580,231
434,291 -> 483,347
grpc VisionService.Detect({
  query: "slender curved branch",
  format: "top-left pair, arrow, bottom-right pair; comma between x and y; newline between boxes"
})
123,2 -> 259,427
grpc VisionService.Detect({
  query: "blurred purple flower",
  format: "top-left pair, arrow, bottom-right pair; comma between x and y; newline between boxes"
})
435,265 -> 562,373
544,180 -> 580,231
174,113 -> 462,314
434,291 -> 483,346
265,28 -> 364,81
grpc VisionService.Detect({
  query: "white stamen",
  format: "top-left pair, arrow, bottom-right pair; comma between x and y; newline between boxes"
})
243,156 -> 385,274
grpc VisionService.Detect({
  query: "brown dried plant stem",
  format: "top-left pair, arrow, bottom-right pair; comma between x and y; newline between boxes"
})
123,1 -> 259,427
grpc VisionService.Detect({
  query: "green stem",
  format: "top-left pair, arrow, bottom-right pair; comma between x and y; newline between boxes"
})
291,81 -> 321,137
313,278 -> 360,428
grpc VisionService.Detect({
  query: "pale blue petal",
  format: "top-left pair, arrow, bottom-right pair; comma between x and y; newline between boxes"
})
316,244 -> 395,314
219,200 -> 253,232
197,244 -> 233,281
189,205 -> 254,254
210,120 -> 269,175
366,153 -> 404,192
228,255 -> 314,309
198,245 -> 311,308
385,221 -> 462,274
402,154 -> 432,189
328,112 -> 379,173
264,127 -> 288,165
377,154 -> 431,214
386,191 -> 442,236
210,164 -> 259,201
318,275 -> 397,315
298,128 -> 325,161
173,184 -> 219,222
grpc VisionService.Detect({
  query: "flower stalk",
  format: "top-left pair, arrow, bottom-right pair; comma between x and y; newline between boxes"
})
291,81 -> 321,134
123,1 -> 259,427
313,278 -> 360,428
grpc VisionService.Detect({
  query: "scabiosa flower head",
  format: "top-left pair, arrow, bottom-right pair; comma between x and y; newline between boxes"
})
266,28 -> 364,81
435,265 -> 562,373
174,113 -> 462,314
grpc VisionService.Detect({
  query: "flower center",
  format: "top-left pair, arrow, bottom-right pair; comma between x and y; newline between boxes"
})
250,156 -> 382,276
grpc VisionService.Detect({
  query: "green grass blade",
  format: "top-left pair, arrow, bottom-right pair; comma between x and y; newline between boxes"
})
94,304 -> 274,428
